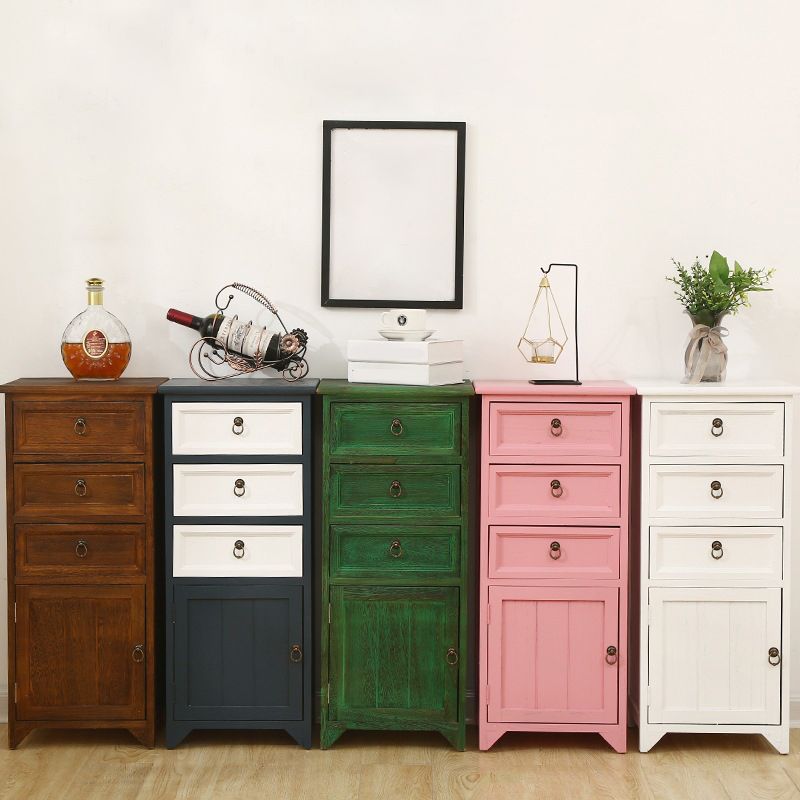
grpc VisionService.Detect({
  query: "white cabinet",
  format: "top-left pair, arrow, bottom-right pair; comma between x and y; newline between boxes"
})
634,382 -> 796,754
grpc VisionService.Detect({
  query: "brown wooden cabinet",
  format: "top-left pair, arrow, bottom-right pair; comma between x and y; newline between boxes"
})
3,378 -> 165,748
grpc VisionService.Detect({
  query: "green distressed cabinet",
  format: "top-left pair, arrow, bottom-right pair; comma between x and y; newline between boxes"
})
318,380 -> 473,749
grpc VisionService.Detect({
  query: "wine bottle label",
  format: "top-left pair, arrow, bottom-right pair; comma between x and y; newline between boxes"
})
82,329 -> 109,359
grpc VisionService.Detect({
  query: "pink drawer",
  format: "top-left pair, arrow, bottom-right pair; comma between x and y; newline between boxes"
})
487,465 -> 621,520
488,402 -> 622,458
489,526 -> 620,580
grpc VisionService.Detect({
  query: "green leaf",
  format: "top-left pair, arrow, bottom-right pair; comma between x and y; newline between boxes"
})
734,261 -> 743,274
709,250 -> 730,285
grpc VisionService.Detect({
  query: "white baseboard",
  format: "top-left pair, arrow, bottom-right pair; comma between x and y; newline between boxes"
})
0,691 -> 7,724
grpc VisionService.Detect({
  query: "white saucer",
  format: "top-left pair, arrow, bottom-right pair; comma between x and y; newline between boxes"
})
378,329 -> 436,342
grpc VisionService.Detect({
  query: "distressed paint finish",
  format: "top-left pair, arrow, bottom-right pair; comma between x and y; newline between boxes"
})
318,379 -> 473,750
474,380 -> 634,754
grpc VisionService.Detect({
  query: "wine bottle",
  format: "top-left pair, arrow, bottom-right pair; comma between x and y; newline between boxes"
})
166,309 -> 222,339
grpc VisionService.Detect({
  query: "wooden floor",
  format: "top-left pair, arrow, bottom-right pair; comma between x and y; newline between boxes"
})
3,726 -> 800,799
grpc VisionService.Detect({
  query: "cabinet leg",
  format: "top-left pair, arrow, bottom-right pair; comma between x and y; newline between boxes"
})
479,728 -> 505,751
599,726 -> 627,753
7,723 -> 31,750
165,724 -> 192,749
763,728 -> 790,755
286,724 -> 313,750
320,724 -> 346,750
638,725 -> 665,753
441,726 -> 466,751
128,726 -> 155,748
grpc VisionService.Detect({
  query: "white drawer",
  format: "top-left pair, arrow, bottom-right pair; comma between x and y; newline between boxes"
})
172,402 -> 302,455
173,463 -> 303,517
649,402 -> 784,459
649,464 -> 783,520
173,524 -> 302,577
649,526 -> 782,582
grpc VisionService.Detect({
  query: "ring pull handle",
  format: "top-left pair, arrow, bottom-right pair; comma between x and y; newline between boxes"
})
550,418 -> 563,437
711,540 -> 724,559
446,647 -> 459,666
232,416 -> 244,435
74,479 -> 87,497
710,480 -> 723,499
549,541 -> 561,560
768,647 -> 781,666
390,418 -> 403,436
74,417 -> 87,436
132,644 -> 145,663
389,540 -> 403,558
389,480 -> 403,498
606,645 -> 618,665
234,478 -> 246,497
289,644 -> 303,663
550,479 -> 563,498
75,540 -> 88,558
711,417 -> 724,437
233,539 -> 245,559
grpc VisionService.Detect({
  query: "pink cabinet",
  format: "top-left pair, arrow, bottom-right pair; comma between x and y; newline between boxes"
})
475,381 -> 634,753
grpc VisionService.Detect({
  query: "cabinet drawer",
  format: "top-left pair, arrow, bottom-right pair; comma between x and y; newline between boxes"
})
650,402 -> 784,459
330,525 -> 460,579
649,526 -> 782,582
329,402 -> 461,457
15,523 -> 145,578
173,524 -> 303,577
649,465 -> 783,520
489,402 -> 622,458
172,402 -> 303,455
14,463 -> 146,518
172,463 -> 303,517
329,465 -> 461,519
13,400 -> 146,456
487,465 -> 620,520
489,526 -> 619,580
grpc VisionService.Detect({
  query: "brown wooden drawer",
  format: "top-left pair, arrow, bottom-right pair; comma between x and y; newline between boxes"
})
14,464 -> 146,518
15,524 -> 145,579
13,400 -> 146,456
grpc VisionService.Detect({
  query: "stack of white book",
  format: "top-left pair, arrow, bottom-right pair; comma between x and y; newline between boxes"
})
347,339 -> 464,386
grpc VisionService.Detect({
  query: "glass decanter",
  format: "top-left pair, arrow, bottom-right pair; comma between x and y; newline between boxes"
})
61,278 -> 132,380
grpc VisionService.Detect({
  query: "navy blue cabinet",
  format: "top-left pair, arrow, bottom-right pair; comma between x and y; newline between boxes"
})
160,378 -> 317,748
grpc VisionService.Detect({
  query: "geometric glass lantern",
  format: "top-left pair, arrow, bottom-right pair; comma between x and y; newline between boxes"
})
518,263 -> 581,384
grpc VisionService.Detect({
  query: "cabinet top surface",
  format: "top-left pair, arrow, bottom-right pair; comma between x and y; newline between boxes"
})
473,380 -> 634,397
632,379 -> 800,397
159,377 -> 319,395
3,377 -> 168,395
317,379 -> 474,397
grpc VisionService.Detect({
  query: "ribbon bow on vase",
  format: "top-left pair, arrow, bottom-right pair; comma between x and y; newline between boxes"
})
684,323 -> 729,383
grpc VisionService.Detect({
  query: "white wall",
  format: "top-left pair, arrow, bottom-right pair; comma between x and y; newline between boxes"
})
1,1 -> 799,717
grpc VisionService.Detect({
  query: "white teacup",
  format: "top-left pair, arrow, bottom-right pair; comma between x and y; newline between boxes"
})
381,309 -> 427,330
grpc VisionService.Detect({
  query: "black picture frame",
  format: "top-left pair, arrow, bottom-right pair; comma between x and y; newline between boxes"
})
321,120 -> 466,309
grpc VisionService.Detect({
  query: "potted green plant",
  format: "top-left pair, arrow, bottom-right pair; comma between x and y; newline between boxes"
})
667,251 -> 773,382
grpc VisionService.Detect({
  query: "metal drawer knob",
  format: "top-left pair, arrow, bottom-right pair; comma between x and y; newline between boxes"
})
769,647 -> 781,666
710,480 -> 723,499
74,479 -> 87,497
550,418 -> 563,437
232,416 -> 244,435
606,645 -> 618,665
389,540 -> 403,558
233,539 -> 245,559
711,540 -> 724,559
390,418 -> 403,436
75,540 -> 88,558
550,479 -> 563,498
389,480 -> 403,498
234,478 -> 246,497
711,417 -> 724,437
446,647 -> 459,666
290,644 -> 303,663
132,644 -> 145,663
74,417 -> 87,436
549,541 -> 562,559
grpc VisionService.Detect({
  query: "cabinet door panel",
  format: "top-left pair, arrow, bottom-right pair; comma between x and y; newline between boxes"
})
487,586 -> 618,724
329,586 -> 459,723
15,585 -> 145,721
173,585 -> 303,721
648,588 -> 781,725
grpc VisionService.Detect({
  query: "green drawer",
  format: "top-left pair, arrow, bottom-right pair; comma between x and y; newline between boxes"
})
330,525 -> 460,580
329,402 -> 461,457
330,465 -> 461,519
